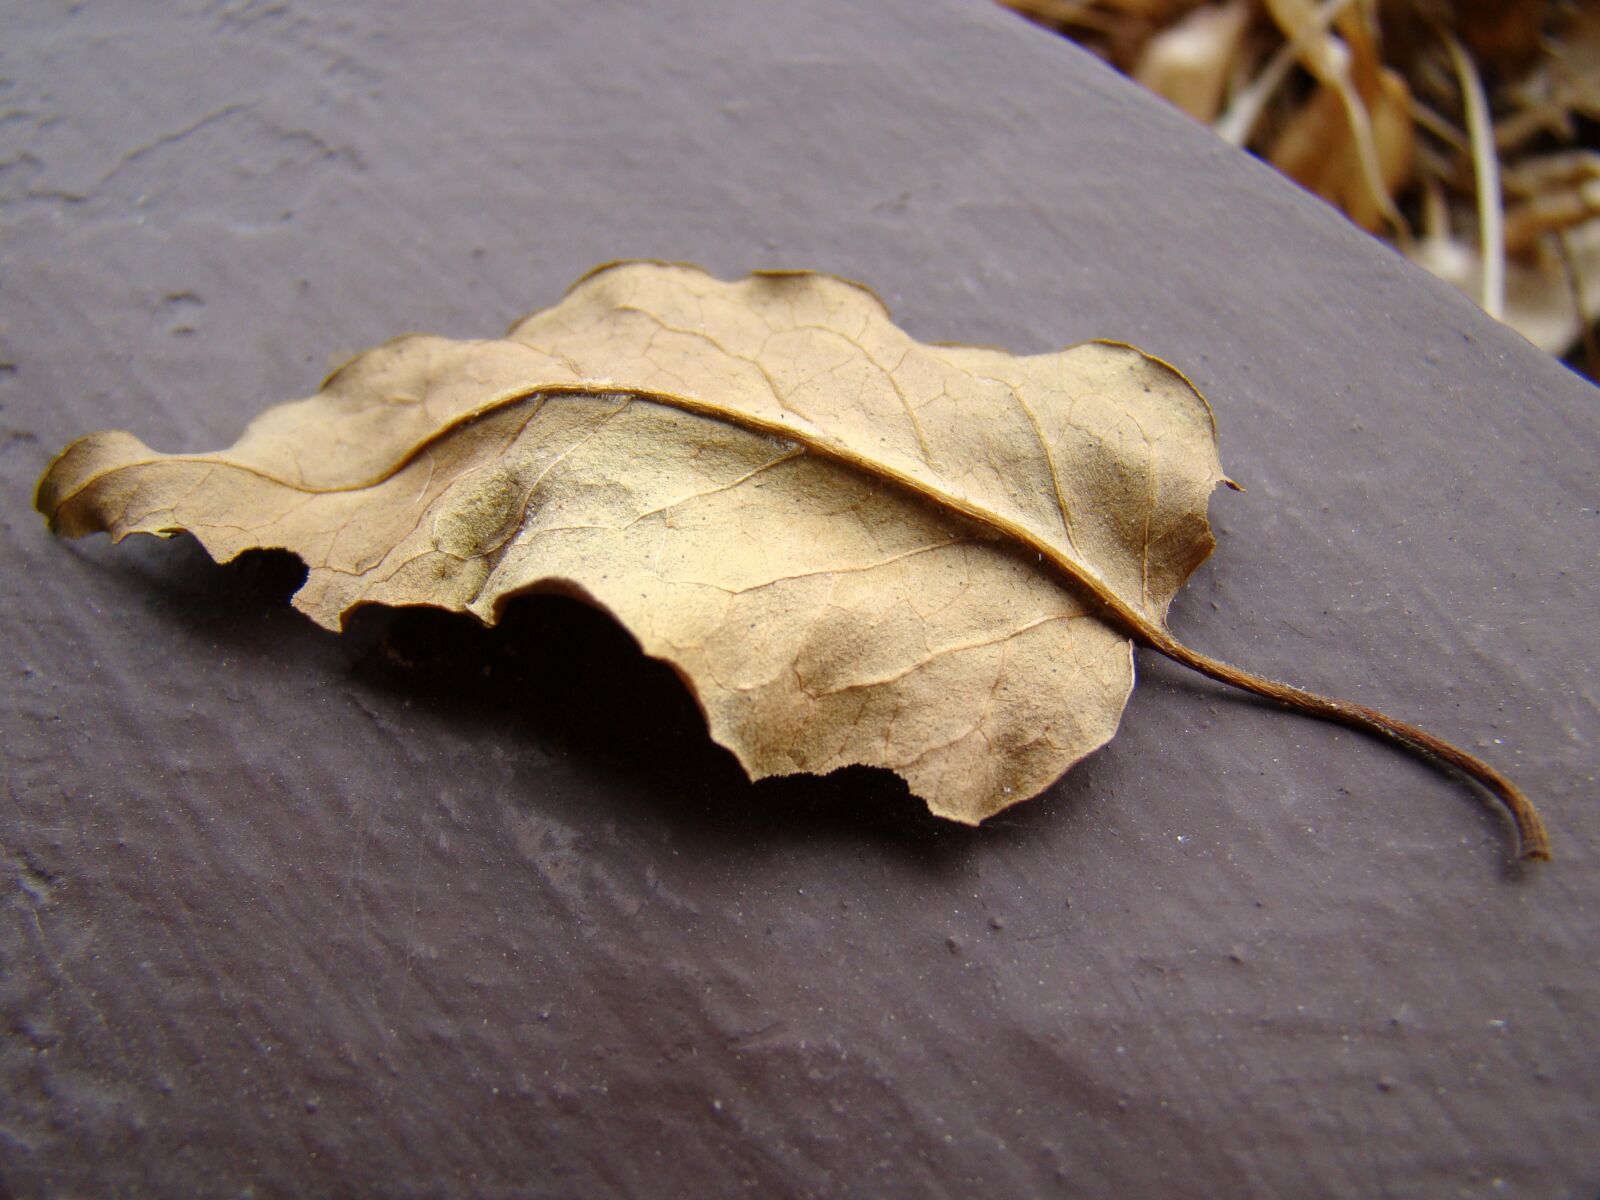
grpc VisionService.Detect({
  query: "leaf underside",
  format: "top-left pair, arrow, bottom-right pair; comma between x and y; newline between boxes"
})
38,262 -> 1228,823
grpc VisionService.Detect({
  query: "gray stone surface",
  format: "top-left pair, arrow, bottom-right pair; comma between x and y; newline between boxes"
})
2,2 -> 1595,1196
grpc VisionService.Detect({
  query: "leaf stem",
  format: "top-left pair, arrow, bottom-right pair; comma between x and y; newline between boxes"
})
1144,629 -> 1551,862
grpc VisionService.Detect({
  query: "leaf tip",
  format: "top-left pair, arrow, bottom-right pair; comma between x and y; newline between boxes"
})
34,429 -> 155,535
1514,815 -> 1553,864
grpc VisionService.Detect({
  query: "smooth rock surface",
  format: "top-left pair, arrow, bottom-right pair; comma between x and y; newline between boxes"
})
2,3 -> 1595,1197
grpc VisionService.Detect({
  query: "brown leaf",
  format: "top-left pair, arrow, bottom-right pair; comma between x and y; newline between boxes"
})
1458,0 -> 1548,79
1410,205 -> 1600,356
35,262 -> 1550,859
1262,0 -> 1415,234
1266,66 -> 1415,233
37,264 -> 1224,822
1133,0 -> 1254,122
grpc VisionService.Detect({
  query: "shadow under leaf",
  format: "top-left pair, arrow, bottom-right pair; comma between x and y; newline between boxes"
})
95,537 -> 1019,859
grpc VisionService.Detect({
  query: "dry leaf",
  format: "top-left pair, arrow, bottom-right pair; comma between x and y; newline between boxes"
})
1007,1 -> 1600,368
39,263 -> 1222,822
1263,0 -> 1414,233
1133,0 -> 1253,122
1268,68 -> 1415,232
1502,151 -> 1600,254
1410,200 -> 1600,355
35,262 -> 1550,859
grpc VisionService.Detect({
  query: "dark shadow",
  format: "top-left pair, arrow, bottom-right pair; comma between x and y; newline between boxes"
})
73,531 -> 311,614
341,593 -> 1000,858
88,535 -> 1044,860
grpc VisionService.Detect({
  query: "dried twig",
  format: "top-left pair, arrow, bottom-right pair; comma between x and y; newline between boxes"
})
1447,32 -> 1505,319
1216,0 -> 1359,145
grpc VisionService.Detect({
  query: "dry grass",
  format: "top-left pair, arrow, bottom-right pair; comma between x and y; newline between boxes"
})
1002,0 -> 1600,379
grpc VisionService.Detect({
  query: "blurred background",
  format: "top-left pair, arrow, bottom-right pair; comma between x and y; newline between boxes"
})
1002,0 -> 1600,379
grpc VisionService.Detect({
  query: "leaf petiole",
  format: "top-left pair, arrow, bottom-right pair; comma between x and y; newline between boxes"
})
1147,632 -> 1551,862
